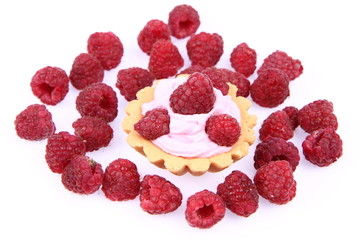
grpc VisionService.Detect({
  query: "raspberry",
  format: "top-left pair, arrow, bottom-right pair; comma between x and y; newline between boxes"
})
139,175 -> 182,214
72,116 -> 113,152
61,155 -> 103,194
259,110 -> 294,141
30,66 -> 69,105
102,159 -> 140,201
116,67 -> 155,101
169,72 -> 215,115
205,114 -> 241,147
250,68 -> 290,108
168,4 -> 200,39
222,69 -> 251,97
282,106 -> 299,130
202,67 -> 229,95
45,131 -> 86,174
137,19 -> 171,55
185,190 -> 225,229
230,43 -> 257,77
69,53 -> 104,90
298,99 -> 338,133
217,170 -> 259,217
179,65 -> 205,75
258,50 -> 303,81
76,82 -> 118,122
148,39 -> 184,79
186,32 -> 224,68
254,160 -> 297,205
302,128 -> 343,167
254,136 -> 300,171
87,32 -> 124,70
134,108 -> 170,140
14,104 -> 55,140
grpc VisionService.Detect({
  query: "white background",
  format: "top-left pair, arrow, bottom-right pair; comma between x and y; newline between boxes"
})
1,0 -> 359,239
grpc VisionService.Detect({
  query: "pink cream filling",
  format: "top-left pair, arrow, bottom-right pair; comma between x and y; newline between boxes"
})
141,75 -> 241,158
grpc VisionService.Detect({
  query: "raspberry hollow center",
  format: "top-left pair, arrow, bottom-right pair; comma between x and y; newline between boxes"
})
197,205 -> 214,219
99,96 -> 111,110
39,83 -> 55,96
179,20 -> 192,30
271,155 -> 288,161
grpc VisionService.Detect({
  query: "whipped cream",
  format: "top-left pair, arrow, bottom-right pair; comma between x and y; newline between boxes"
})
141,75 -> 241,158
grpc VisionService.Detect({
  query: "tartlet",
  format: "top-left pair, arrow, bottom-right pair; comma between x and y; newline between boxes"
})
122,74 -> 256,176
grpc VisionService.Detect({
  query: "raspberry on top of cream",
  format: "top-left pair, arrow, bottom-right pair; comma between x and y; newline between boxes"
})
141,75 -> 241,158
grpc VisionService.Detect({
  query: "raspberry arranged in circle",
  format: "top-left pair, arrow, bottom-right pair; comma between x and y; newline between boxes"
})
258,50 -> 303,81
205,114 -> 241,147
148,39 -> 184,79
302,127 -> 343,167
168,4 -> 200,39
102,159 -> 140,201
69,53 -> 104,90
30,66 -> 69,105
170,72 -> 215,115
134,108 -> 170,140
254,136 -> 300,171
179,64 -> 205,75
282,106 -> 299,130
15,104 -> 55,141
72,116 -> 113,152
45,131 -> 86,174
185,190 -> 225,229
230,42 -> 257,77
250,68 -> 290,108
254,160 -> 297,205
61,155 -> 104,194
298,99 -> 338,133
87,32 -> 124,70
116,67 -> 155,101
217,170 -> 259,217
202,67 -> 229,95
139,174 -> 183,215
137,19 -> 171,55
222,69 -> 251,97
76,82 -> 118,122
259,110 -> 294,141
186,32 -> 224,68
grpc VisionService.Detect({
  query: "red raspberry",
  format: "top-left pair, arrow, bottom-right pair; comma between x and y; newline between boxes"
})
116,67 -> 155,101
302,128 -> 343,167
230,43 -> 257,77
134,108 -> 170,140
61,155 -> 104,194
148,39 -> 184,79
14,104 -> 55,140
45,131 -> 86,174
186,32 -> 224,68
76,82 -> 118,122
30,66 -> 69,105
139,175 -> 182,214
169,72 -> 215,115
298,99 -> 338,133
69,53 -> 104,90
87,32 -> 124,70
202,67 -> 229,95
259,110 -> 294,141
254,136 -> 300,171
217,170 -> 259,217
282,106 -> 299,130
254,160 -> 297,205
222,69 -> 250,97
72,116 -> 113,152
205,114 -> 241,147
185,190 -> 225,229
168,4 -> 200,39
258,50 -> 303,81
102,159 -> 140,201
137,19 -> 171,55
179,65 -> 205,75
250,68 -> 290,108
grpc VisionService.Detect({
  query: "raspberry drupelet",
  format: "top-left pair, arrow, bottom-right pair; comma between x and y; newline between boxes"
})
30,66 -> 69,105
168,4 -> 200,39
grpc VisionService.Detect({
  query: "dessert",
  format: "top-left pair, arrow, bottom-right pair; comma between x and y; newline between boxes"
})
122,73 -> 256,176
